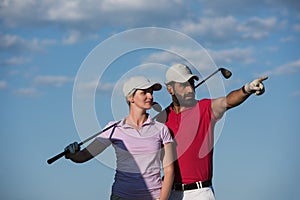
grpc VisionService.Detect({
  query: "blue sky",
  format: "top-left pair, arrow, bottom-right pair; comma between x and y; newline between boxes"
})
1,0 -> 300,200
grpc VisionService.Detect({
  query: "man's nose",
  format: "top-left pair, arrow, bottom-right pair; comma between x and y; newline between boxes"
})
185,84 -> 194,92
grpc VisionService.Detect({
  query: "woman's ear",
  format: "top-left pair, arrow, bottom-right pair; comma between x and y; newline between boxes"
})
167,85 -> 174,95
127,95 -> 134,104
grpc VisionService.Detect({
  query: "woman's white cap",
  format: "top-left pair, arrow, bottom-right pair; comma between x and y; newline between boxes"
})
123,76 -> 162,97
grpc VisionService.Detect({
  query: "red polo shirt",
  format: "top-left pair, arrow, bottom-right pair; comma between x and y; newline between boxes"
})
165,99 -> 217,184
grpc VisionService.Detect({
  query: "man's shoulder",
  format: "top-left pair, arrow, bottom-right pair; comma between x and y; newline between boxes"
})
197,98 -> 212,106
198,98 -> 212,103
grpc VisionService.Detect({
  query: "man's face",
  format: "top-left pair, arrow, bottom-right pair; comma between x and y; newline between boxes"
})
172,79 -> 197,107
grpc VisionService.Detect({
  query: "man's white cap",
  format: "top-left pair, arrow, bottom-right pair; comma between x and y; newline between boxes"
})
165,63 -> 199,84
123,76 -> 162,97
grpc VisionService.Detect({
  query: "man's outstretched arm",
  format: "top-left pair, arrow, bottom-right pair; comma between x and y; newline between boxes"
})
212,76 -> 268,119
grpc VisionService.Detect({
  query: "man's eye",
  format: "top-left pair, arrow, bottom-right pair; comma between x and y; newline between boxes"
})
182,82 -> 189,87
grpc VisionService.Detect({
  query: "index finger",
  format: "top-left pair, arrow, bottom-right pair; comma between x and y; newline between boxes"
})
258,76 -> 268,82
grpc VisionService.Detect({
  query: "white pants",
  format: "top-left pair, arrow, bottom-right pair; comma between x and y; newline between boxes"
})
169,187 -> 215,200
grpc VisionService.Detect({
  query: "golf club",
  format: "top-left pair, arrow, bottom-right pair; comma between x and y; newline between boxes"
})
194,68 -> 232,88
47,67 -> 232,164
47,102 -> 161,164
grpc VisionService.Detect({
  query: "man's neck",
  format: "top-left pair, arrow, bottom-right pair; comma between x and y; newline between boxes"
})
172,104 -> 186,114
172,100 -> 197,114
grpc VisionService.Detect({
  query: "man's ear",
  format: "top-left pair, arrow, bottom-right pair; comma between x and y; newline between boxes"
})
167,85 -> 174,95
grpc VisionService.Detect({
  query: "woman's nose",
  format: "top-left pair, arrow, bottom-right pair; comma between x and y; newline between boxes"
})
147,92 -> 153,99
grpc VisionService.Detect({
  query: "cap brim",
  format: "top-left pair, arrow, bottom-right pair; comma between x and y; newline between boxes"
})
138,82 -> 162,91
165,74 -> 199,84
152,83 -> 162,91
189,75 -> 199,81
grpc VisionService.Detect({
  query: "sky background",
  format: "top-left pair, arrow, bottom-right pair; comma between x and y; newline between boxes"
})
1,0 -> 300,200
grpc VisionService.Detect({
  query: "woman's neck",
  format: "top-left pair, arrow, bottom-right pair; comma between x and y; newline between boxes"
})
126,110 -> 148,129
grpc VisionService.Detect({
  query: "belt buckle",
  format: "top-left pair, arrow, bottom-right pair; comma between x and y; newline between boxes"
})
196,181 -> 203,189
181,184 -> 185,191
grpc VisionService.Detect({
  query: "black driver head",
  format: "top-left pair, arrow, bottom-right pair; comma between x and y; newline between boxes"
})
219,68 -> 232,79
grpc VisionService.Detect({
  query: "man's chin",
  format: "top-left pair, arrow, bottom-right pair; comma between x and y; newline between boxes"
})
180,99 -> 197,107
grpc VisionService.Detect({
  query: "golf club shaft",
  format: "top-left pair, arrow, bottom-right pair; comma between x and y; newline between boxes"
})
194,68 -> 220,88
47,120 -> 121,164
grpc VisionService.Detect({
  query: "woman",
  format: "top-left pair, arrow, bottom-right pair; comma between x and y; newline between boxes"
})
65,76 -> 174,200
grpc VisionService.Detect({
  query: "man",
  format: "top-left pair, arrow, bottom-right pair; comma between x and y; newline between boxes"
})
157,63 -> 267,200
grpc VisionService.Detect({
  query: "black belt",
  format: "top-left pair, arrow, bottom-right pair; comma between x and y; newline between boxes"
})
173,180 -> 212,191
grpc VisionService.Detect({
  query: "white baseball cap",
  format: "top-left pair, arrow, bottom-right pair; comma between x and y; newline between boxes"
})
123,76 -> 162,97
165,63 -> 199,84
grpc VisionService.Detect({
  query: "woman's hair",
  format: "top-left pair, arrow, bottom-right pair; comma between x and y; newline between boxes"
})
125,89 -> 137,106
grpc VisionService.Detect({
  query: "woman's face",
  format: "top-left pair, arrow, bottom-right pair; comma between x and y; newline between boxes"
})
130,88 -> 154,110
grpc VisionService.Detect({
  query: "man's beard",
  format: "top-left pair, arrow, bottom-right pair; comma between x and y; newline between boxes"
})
173,92 -> 197,107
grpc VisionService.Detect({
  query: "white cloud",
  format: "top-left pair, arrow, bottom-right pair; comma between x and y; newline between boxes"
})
291,90 -> 300,97
34,75 -> 74,87
259,59 -> 300,76
280,36 -> 296,43
143,47 -> 215,71
199,0 -> 299,16
208,48 -> 255,65
0,34 -> 52,53
179,16 -> 279,42
62,31 -> 82,45
0,81 -> 7,89
101,0 -> 161,11
180,16 -> 239,41
1,56 -> 30,66
0,0 -> 185,28
267,0 -> 300,10
239,17 -> 278,40
1,0 -> 295,47
143,46 -> 255,72
62,31 -> 98,45
143,51 -> 182,65
293,24 -> 300,33
13,88 -> 40,97
75,80 -> 115,93
0,0 -> 188,45
73,80 -> 118,99
97,82 -> 116,93
46,1 -> 87,22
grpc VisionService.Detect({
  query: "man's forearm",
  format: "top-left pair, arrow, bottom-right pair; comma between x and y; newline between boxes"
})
226,86 -> 251,110
212,77 -> 267,119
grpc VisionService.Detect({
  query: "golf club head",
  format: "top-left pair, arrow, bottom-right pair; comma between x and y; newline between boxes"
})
219,68 -> 232,79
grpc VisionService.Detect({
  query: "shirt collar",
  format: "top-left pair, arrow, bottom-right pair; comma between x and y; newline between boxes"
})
119,114 -> 155,128
168,102 -> 197,114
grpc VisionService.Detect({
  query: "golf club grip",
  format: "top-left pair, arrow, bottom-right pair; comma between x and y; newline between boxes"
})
47,151 -> 66,164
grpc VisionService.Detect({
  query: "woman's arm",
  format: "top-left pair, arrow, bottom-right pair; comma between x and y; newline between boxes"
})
160,142 -> 174,200
65,139 -> 108,163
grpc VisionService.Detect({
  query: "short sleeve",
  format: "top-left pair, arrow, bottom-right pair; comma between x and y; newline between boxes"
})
95,121 -> 117,147
199,99 -> 218,122
160,124 -> 173,144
